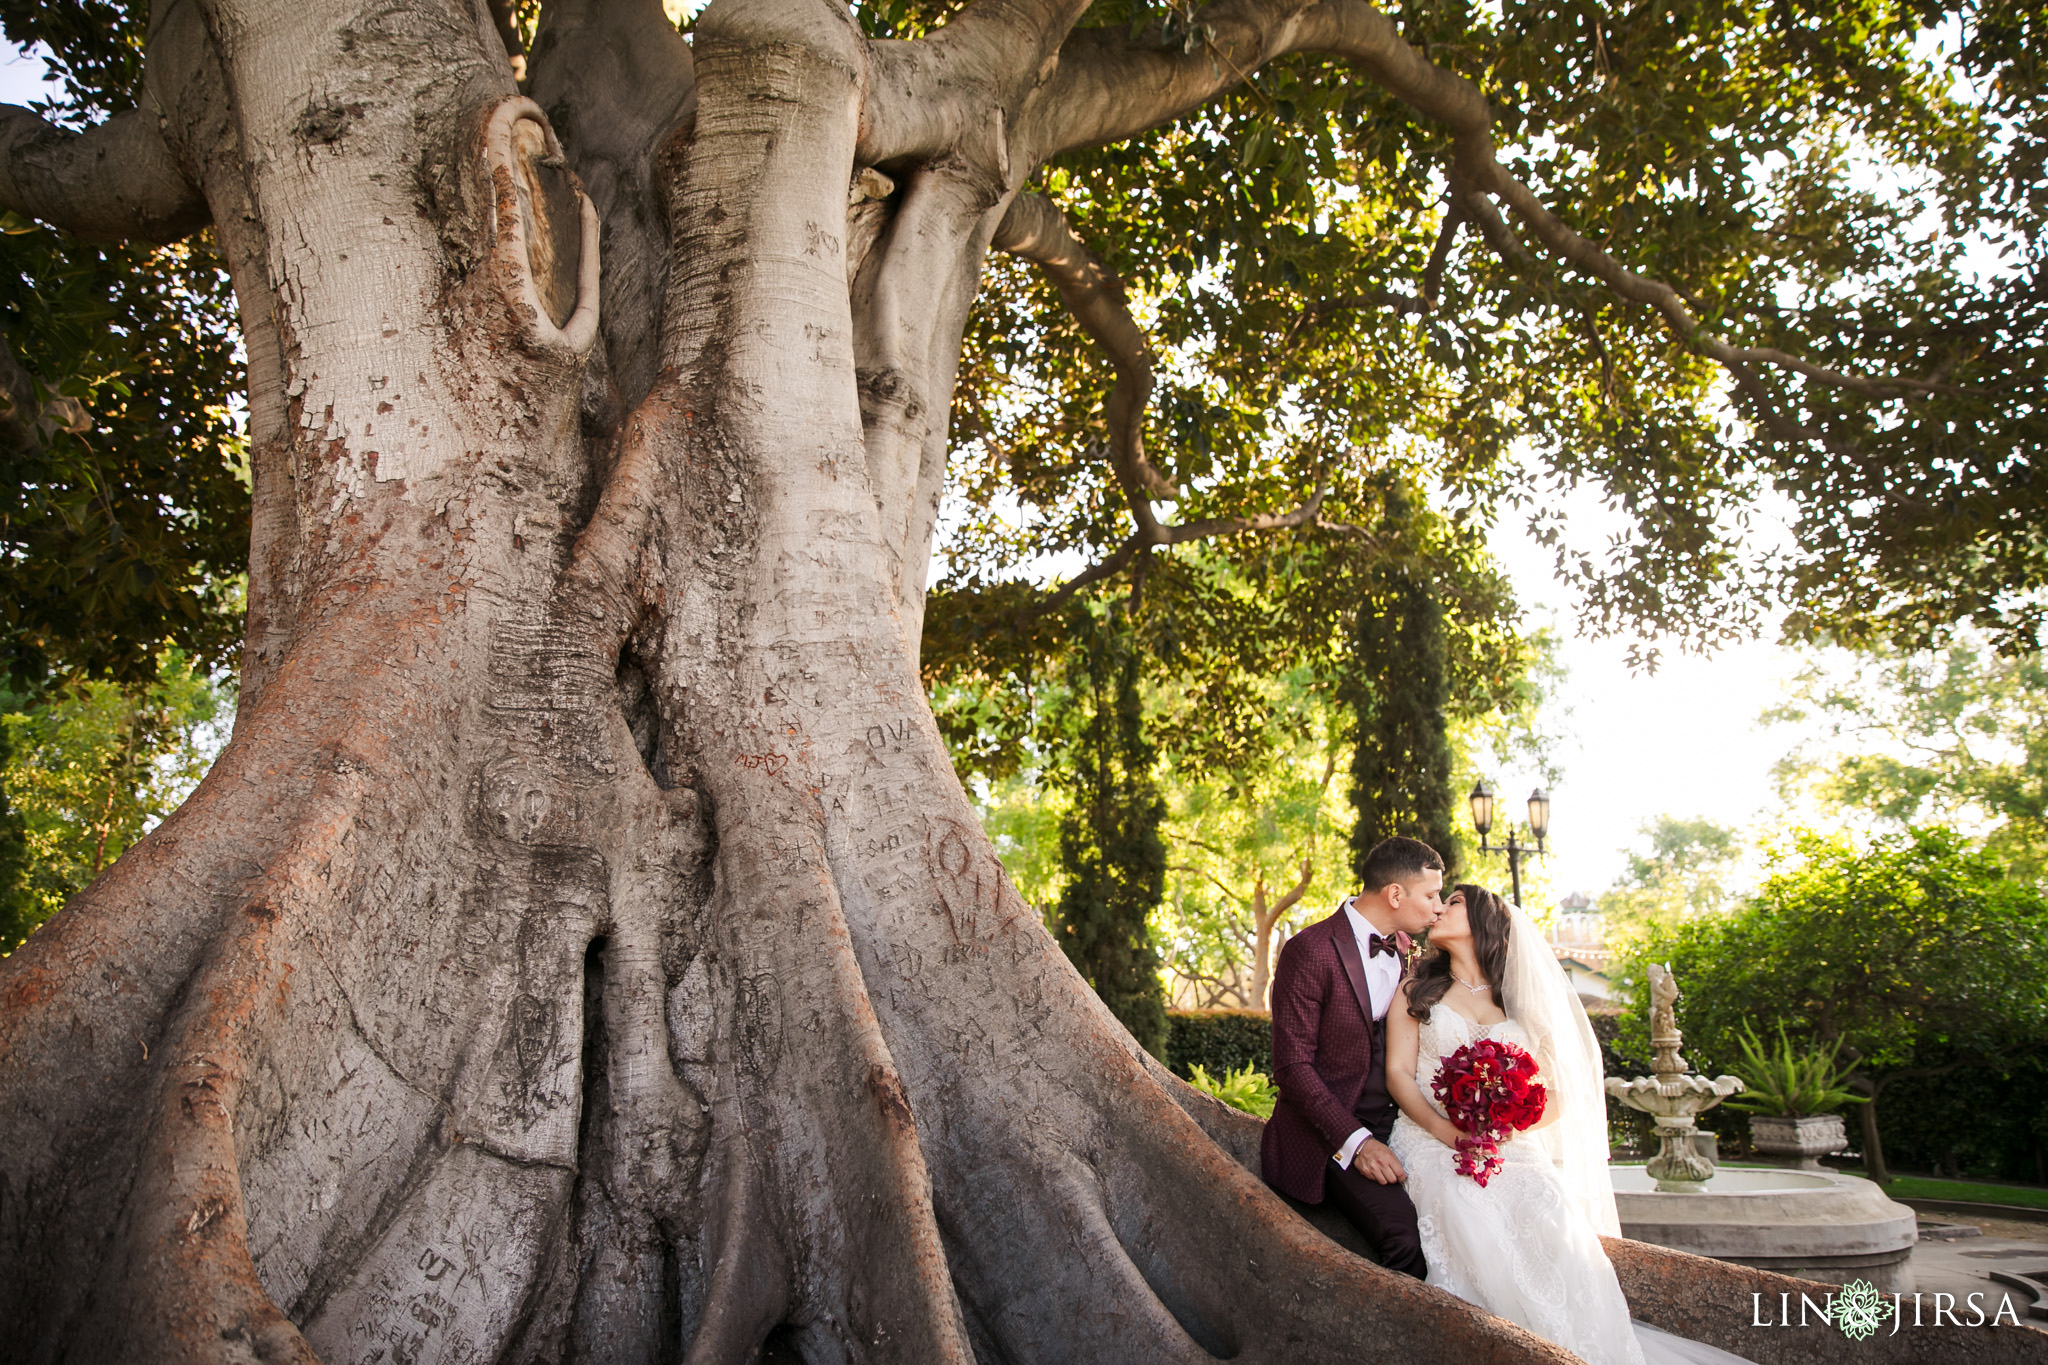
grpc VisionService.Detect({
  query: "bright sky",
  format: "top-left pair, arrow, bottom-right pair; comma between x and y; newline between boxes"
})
0,42 -> 48,104
1486,484 -> 1807,901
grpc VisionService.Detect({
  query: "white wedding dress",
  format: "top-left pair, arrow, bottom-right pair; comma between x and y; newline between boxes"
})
1387,998 -> 1755,1365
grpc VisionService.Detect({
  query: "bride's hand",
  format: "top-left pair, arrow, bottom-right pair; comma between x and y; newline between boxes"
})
1427,1116 -> 1462,1149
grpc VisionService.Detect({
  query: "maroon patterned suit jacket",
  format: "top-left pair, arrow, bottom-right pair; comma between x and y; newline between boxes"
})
1260,908 -> 1408,1204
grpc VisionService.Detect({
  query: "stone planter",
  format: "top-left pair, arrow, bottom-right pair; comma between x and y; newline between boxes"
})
1749,1113 -> 1848,1171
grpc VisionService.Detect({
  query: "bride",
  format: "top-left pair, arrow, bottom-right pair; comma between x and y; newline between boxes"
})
1384,883 -> 1753,1365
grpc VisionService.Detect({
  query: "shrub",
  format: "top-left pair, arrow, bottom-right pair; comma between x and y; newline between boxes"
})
1862,1053 -> 2048,1183
1189,1064 -> 1278,1119
1723,1023 -> 1866,1118
1166,1009 -> 1272,1080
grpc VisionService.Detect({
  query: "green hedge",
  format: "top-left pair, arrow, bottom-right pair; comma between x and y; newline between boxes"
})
1858,1056 -> 2048,1184
1884,1175 -> 2048,1209
1167,1007 -> 2048,1181
1167,1008 -> 1821,1161
1165,1010 -> 1273,1080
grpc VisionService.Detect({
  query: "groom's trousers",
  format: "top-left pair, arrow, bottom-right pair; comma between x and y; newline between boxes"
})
1322,1156 -> 1428,1279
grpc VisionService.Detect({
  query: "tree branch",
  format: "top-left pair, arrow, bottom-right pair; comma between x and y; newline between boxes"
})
1159,483 -> 1328,544
1035,533 -> 1145,619
0,332 -> 90,453
1279,198 -> 1459,352
1021,0 -> 1325,155
1421,196 -> 1465,306
1169,863 -> 1249,905
1175,965 -> 1248,1009
0,106 -> 207,242
993,191 -> 1179,504
989,187 -> 1331,618
859,0 -> 1098,166
1578,304 -> 1616,403
1476,171 -> 1962,399
526,0 -> 695,407
1032,481 -> 1327,622
1724,360 -> 1858,457
1303,289 -> 1430,320
1266,856 -> 1314,924
1449,168 -> 1532,266
1862,1058 -> 1970,1099
1311,2 -> 1967,404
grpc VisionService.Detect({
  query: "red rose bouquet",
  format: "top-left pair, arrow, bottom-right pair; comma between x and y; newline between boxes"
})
1429,1037 -> 1547,1186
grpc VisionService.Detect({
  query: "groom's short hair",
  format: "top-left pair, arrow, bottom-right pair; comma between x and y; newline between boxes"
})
1359,836 -> 1445,892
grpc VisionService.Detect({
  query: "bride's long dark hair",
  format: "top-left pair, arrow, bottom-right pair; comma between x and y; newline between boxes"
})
1406,882 -> 1512,1020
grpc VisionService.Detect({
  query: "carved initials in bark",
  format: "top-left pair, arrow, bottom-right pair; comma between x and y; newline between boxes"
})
733,973 -> 785,1076
926,815 -> 1015,955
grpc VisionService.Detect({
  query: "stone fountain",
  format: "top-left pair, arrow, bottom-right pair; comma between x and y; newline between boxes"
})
1603,964 -> 1920,1291
1604,963 -> 1744,1190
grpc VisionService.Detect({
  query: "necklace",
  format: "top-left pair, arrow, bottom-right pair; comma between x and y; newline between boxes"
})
1452,972 -> 1491,995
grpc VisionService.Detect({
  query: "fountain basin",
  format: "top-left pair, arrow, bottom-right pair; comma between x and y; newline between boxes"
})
1609,1163 -> 1919,1292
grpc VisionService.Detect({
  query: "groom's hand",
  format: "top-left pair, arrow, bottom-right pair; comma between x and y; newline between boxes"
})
1351,1138 -> 1405,1185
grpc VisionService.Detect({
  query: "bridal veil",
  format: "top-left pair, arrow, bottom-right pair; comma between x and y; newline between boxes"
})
1501,899 -> 1621,1238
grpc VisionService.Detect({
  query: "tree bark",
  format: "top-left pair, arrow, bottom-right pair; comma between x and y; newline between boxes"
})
1856,1087 -> 1890,1184
1249,857 -> 1313,1011
0,0 -> 1895,1359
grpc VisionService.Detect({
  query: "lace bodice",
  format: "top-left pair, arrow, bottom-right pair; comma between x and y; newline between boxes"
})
1410,1005 -> 1533,1114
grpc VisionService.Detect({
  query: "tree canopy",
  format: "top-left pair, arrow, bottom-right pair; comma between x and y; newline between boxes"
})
928,0 -> 2048,674
0,218 -> 248,687
11,0 -> 2043,719
1598,813 -> 1745,952
0,7 -> 248,690
1771,639 -> 2048,877
0,654 -> 226,950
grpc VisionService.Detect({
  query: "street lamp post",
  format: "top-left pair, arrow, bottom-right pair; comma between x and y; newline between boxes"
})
1468,780 -> 1551,907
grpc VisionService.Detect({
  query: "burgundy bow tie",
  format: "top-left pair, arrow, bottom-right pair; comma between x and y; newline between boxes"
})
1367,932 -> 1404,960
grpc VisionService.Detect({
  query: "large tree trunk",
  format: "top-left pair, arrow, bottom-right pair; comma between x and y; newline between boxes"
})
0,1 -> 1963,1361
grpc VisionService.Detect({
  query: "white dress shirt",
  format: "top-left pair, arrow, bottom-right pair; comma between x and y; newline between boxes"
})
1335,895 -> 1403,1169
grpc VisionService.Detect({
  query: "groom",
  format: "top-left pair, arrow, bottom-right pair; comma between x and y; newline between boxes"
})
1262,835 -> 1444,1278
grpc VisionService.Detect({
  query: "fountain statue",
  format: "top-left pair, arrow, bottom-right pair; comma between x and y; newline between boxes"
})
1603,964 -> 1920,1288
1605,964 -> 1744,1191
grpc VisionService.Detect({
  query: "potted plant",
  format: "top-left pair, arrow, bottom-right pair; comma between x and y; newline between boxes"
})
1724,1023 -> 1868,1170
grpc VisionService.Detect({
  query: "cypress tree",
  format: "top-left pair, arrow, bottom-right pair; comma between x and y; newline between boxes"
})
1050,603 -> 1169,1055
1345,566 -> 1461,881
0,718 -> 32,952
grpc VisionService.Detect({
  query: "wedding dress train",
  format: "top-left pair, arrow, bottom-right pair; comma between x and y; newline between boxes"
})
1387,1006 -> 1754,1365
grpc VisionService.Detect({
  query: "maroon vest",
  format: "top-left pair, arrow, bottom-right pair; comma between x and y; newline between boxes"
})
1353,1014 -> 1396,1139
